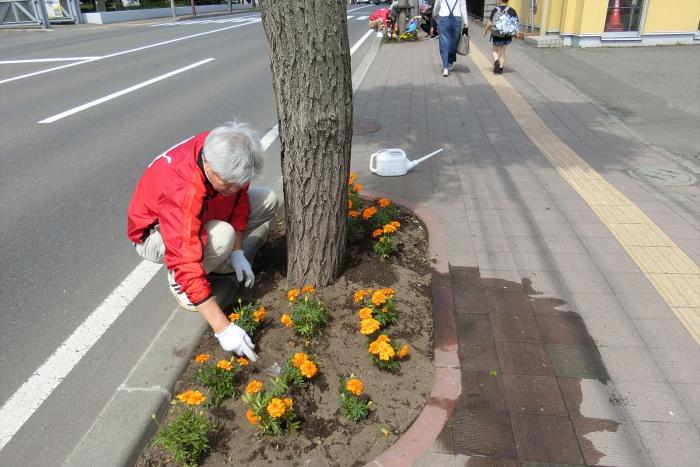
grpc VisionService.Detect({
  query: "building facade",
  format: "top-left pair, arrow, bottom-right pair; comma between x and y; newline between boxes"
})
468,0 -> 700,47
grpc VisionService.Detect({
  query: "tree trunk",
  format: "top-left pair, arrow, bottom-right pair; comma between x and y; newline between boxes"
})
260,0 -> 353,287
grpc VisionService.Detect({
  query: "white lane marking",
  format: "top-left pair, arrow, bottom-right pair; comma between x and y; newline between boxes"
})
347,15 -> 354,19
0,261 -> 163,451
152,16 -> 257,26
350,29 -> 374,55
356,15 -> 369,20
38,58 -> 215,124
0,57 -> 100,64
347,5 -> 370,13
0,29 -> 376,452
0,19 -> 259,85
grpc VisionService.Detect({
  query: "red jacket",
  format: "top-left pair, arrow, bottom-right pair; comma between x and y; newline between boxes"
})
369,8 -> 391,26
127,131 -> 250,305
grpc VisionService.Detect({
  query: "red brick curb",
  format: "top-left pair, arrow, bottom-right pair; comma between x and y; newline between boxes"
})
363,191 -> 461,467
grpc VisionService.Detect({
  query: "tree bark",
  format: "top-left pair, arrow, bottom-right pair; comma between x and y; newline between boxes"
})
260,0 -> 353,287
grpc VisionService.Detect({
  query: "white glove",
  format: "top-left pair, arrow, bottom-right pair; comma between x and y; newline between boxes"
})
215,323 -> 258,362
230,250 -> 254,288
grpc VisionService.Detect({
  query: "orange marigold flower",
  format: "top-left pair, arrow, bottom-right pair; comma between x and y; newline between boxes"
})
348,210 -> 360,218
360,317 -> 381,335
383,223 -> 398,234
389,221 -> 401,229
176,390 -> 206,406
253,306 -> 266,322
372,228 -> 383,238
245,380 -> 263,395
283,397 -> 293,409
362,206 -> 377,220
299,360 -> 318,379
301,285 -> 315,294
348,173 -> 358,185
368,334 -> 391,354
346,378 -> 364,396
376,334 -> 391,343
246,409 -> 260,425
216,359 -> 233,371
358,307 -> 373,320
399,344 -> 410,358
348,199 -> 353,209
228,312 -> 240,322
194,354 -> 210,364
377,342 -> 395,361
267,398 -> 286,418
291,352 -> 309,368
353,289 -> 368,303
287,288 -> 300,302
371,290 -> 388,307
237,357 -> 249,366
352,183 -> 363,193
380,287 -> 395,297
280,314 -> 293,328
379,236 -> 386,242
378,198 -> 391,208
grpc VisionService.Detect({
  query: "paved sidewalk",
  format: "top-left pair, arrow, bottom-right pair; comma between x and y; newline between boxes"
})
351,25 -> 700,466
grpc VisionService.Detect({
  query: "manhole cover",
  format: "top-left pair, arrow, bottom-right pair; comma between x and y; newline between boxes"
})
627,166 -> 697,187
353,119 -> 381,135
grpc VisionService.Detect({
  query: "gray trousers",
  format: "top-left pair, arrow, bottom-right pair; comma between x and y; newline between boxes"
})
134,187 -> 279,272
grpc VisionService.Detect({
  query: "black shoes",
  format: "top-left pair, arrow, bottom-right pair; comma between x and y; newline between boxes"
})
493,60 -> 503,74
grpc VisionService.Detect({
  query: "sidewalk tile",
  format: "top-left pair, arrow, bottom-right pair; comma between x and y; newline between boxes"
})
557,270 -> 612,294
451,409 -> 518,459
476,251 -> 518,271
673,384 -> 700,425
510,414 -> 584,464
460,370 -> 508,414
650,347 -> 700,384
602,272 -> 656,296
536,316 -> 593,345
615,381 -> 692,422
632,319 -> 699,349
491,313 -> 542,342
598,346 -> 665,382
485,291 -> 532,315
570,293 -> 627,319
586,251 -> 642,274
559,378 -> 629,422
503,375 -> 567,417
482,271 -> 526,291
460,339 -> 501,373
528,293 -> 578,317
520,270 -> 566,296
414,451 -> 457,467
551,253 -> 600,273
614,293 -> 673,320
572,418 -> 652,467
584,318 -> 647,347
457,314 -> 493,342
635,421 -> 700,467
547,344 -> 609,380
497,342 -> 554,377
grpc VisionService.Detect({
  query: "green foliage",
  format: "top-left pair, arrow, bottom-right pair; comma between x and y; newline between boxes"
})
370,353 -> 401,373
195,360 -> 240,406
373,234 -> 398,259
229,300 -> 265,338
280,360 -> 307,392
339,378 -> 372,423
242,391 -> 300,436
152,405 -> 213,467
290,296 -> 328,338
370,204 -> 399,231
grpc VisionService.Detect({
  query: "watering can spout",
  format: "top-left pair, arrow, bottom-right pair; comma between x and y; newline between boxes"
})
406,148 -> 444,171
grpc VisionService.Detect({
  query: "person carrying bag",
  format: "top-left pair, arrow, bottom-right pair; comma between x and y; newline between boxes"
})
433,0 -> 468,76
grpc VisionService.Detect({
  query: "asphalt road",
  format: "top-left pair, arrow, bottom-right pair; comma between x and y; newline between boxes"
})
0,5 -> 377,464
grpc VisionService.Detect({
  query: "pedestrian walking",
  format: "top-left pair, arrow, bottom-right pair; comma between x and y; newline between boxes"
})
433,0 -> 468,77
485,0 -> 522,74
127,121 -> 279,359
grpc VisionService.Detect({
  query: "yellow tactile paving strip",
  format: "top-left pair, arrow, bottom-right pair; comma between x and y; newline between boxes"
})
469,46 -> 700,347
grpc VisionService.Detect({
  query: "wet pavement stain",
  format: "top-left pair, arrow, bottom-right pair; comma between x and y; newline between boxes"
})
443,266 -> 637,466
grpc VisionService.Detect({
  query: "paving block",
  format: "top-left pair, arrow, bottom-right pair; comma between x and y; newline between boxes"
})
510,414 -> 584,465
597,346 -> 666,383
673,384 -> 700,425
460,370 -> 508,413
497,342 -> 554,377
632,319 -> 699,349
491,312 -> 542,342
570,293 -> 627,319
572,418 -> 652,466
614,381 -> 692,422
547,344 -> 609,380
451,409 -> 518,459
635,421 -> 700,467
536,316 -> 594,345
650,346 -> 700,384
584,318 -> 647,348
502,375 -> 567,416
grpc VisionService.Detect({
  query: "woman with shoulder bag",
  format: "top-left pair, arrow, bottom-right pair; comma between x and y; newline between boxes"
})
433,0 -> 468,77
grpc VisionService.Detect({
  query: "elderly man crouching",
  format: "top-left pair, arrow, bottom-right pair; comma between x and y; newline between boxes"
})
127,121 -> 278,361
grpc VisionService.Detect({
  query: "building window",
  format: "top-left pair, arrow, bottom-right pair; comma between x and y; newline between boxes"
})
604,0 -> 645,33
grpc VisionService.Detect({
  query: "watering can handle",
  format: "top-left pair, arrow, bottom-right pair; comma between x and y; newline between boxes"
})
369,152 -> 378,173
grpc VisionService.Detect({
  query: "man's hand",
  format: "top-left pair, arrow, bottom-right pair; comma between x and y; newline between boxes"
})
215,323 -> 258,361
230,250 -> 254,288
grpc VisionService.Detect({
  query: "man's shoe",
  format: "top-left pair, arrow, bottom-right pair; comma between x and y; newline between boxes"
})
443,68 -> 448,76
167,270 -> 197,312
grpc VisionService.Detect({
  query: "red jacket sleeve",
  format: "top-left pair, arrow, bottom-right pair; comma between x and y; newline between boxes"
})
229,187 -> 250,232
159,176 -> 212,306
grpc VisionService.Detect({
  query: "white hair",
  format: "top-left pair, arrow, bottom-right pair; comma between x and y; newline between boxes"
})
203,121 -> 263,185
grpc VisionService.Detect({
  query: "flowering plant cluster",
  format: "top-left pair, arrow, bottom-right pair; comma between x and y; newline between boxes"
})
354,287 -> 397,329
242,352 -> 320,435
285,285 -> 328,338
228,299 -> 266,338
368,334 -> 410,373
347,172 -> 365,240
194,354 -> 247,406
152,389 -> 213,466
339,375 -> 372,422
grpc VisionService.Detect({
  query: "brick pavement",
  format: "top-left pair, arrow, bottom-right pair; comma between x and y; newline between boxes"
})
352,25 -> 700,467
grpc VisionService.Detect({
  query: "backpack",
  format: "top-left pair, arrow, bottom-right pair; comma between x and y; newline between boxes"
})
491,6 -> 520,37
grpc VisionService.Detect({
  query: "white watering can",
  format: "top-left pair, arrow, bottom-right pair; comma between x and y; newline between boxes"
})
369,148 -> 443,177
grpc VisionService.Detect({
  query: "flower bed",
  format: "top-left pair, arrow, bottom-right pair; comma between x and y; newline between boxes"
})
138,193 -> 434,466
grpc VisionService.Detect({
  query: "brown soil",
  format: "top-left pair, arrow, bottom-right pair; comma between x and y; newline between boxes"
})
138,210 -> 434,467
